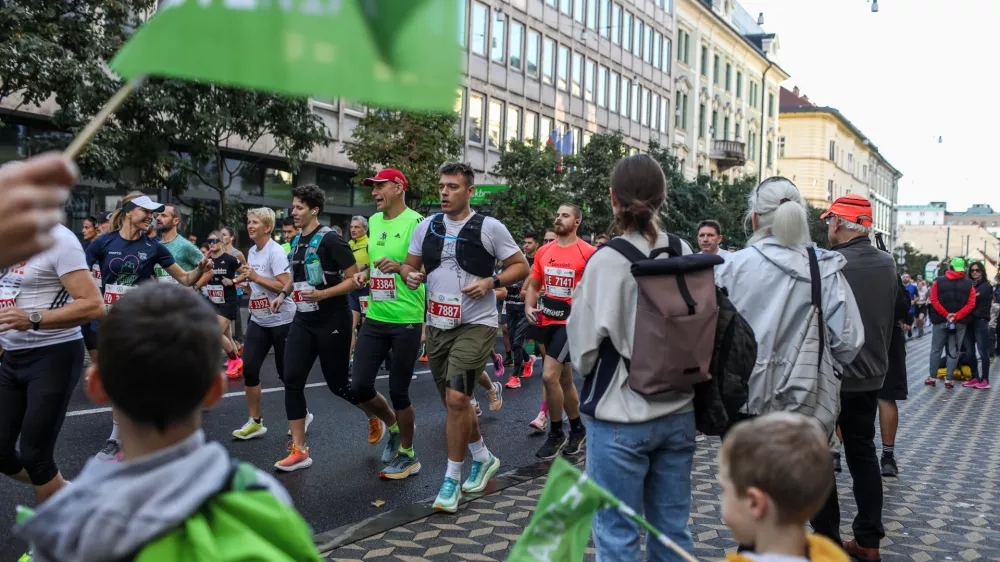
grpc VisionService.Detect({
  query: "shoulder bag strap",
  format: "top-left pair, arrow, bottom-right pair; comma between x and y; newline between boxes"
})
808,246 -> 826,369
605,237 -> 647,264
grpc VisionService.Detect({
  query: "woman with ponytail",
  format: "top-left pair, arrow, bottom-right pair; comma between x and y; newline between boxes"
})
714,176 -> 864,425
85,191 -> 213,462
567,154 -> 698,561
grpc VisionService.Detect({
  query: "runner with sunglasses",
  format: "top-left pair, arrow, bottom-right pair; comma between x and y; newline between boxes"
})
200,231 -> 244,378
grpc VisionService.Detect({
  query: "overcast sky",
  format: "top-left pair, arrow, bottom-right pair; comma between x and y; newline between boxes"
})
738,0 -> 996,213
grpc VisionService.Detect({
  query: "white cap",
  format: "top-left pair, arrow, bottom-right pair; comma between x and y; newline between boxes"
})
128,195 -> 165,213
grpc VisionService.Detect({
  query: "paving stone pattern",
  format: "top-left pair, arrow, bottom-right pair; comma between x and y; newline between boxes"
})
325,335 -> 1000,561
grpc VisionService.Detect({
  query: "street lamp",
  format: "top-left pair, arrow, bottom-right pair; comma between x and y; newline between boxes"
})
757,12 -> 764,25
871,0 -> 879,12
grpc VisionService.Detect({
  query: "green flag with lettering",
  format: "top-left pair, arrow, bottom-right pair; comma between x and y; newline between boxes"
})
110,0 -> 461,112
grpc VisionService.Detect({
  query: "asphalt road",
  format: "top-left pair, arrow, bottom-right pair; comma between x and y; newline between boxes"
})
0,334 -> 561,559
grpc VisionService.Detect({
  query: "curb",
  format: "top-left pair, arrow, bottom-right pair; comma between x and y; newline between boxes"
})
312,454 -> 583,555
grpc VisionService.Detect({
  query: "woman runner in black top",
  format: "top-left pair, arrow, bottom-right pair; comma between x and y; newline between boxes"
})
200,231 -> 243,378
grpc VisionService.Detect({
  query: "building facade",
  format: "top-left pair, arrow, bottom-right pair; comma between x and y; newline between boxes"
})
778,86 -> 901,249
672,0 -> 789,180
945,204 -> 1000,239
898,203 -> 946,226
898,223 -> 999,280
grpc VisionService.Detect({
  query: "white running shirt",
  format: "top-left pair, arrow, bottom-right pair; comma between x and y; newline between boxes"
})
247,239 -> 295,327
0,225 -> 88,350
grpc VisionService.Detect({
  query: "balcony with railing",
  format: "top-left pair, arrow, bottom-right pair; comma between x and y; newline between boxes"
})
710,140 -> 746,171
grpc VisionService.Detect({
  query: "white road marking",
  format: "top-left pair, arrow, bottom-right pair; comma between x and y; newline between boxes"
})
65,369 -> 430,417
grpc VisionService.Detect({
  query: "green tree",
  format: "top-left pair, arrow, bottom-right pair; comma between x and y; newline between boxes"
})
647,140 -> 716,244
896,243 -> 938,277
805,204 -> 830,249
490,138 -> 567,238
706,174 -> 756,249
344,109 -> 464,211
565,132 -> 629,236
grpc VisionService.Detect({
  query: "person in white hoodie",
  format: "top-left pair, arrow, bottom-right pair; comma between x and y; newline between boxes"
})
568,154 -> 698,561
714,177 -> 864,438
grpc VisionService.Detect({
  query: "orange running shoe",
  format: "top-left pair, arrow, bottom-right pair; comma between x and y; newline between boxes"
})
274,442 -> 312,472
225,357 -> 243,379
368,416 -> 386,445
522,355 -> 536,378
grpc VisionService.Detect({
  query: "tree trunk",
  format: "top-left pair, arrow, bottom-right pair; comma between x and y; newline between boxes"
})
215,154 -> 226,230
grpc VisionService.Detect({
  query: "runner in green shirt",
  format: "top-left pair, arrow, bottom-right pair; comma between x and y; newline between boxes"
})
349,168 -> 425,481
154,206 -> 206,282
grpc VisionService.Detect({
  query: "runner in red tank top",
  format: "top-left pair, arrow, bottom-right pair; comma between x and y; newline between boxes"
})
525,204 -> 595,460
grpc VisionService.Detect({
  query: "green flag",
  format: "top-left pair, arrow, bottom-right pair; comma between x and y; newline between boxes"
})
507,458 -> 617,562
110,0 -> 461,112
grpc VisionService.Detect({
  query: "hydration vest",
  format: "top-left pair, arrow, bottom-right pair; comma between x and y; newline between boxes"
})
422,213 -> 496,279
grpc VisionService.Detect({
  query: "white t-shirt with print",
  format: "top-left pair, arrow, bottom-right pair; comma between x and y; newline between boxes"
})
408,212 -> 520,329
0,225 -> 89,351
247,239 -> 295,327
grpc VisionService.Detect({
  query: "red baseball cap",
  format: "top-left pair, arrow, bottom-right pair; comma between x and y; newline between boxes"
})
821,194 -> 873,227
362,168 -> 408,191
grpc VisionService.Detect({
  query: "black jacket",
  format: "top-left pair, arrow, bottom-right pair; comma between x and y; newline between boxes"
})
973,279 -> 994,320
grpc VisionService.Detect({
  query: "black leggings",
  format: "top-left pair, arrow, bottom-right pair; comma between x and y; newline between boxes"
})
0,339 -> 84,485
351,319 -> 423,410
243,321 -> 290,387
507,309 -> 530,365
283,315 -> 356,420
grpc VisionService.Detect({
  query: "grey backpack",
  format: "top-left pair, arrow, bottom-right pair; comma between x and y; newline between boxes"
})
604,236 -> 723,395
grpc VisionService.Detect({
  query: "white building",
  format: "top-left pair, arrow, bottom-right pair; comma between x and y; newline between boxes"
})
898,203 -> 946,226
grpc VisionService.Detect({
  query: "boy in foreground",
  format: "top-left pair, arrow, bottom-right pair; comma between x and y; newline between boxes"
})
720,413 -> 849,562
14,283 -> 319,561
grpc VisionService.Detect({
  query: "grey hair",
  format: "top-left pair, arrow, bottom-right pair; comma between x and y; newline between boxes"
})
837,219 -> 871,235
746,176 -> 811,247
351,216 -> 369,230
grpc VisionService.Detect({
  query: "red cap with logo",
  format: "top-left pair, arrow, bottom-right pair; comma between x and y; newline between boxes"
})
361,168 -> 408,191
820,194 -> 874,227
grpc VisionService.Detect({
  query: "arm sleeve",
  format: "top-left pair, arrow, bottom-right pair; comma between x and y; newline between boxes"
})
531,246 -> 545,281
824,271 -> 865,365
484,218 -> 521,262
567,256 -> 608,376
930,281 -> 949,317
156,242 -> 176,269
953,286 -> 977,321
323,233 -> 357,270
407,221 -> 428,256
52,229 -> 89,278
271,245 -> 290,275
85,237 -> 100,268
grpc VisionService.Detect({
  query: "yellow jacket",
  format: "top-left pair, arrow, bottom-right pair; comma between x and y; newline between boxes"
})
724,535 -> 849,562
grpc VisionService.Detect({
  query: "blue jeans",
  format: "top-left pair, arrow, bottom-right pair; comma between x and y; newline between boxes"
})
965,318 -> 991,382
586,411 -> 696,562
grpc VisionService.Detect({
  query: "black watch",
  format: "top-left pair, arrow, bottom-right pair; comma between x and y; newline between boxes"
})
492,275 -> 501,288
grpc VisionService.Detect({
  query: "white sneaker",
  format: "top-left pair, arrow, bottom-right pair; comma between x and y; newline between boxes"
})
472,397 -> 482,417
288,411 -> 314,437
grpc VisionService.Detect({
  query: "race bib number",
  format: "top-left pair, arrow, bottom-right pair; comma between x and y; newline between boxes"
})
249,291 -> 273,318
544,267 -> 576,298
206,284 -> 225,305
359,295 -> 369,315
91,265 -> 102,288
370,269 -> 397,301
154,264 -> 178,284
104,284 -> 135,313
427,291 -> 462,330
0,287 -> 20,309
292,281 -> 319,312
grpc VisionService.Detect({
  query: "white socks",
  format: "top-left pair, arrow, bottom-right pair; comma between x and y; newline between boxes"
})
469,438 -> 491,463
109,422 -> 120,442
445,459 -> 463,481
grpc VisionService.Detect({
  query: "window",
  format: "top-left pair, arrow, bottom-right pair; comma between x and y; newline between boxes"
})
651,93 -> 659,130
507,105 -> 521,145
622,77 -> 631,118
711,109 -> 718,137
509,20 -> 524,70
611,3 -> 622,44
767,140 -> 773,166
644,25 -> 652,63
587,0 -> 597,29
491,11 -> 505,63
583,131 -> 592,147
599,0 -> 610,38
524,111 -> 537,141
748,132 -> 755,159
652,31 -> 661,68
526,30 -> 540,77
662,37 -> 671,73
623,12 -> 633,51
736,71 -> 742,98
458,0 -> 467,47
721,116 -> 729,140
713,54 -> 720,84
768,93 -> 774,117
597,65 -> 608,107
643,89 -> 651,126
609,71 -> 620,113
574,0 -> 585,23
632,20 -> 643,58
557,44 -> 569,91
454,88 -> 465,133
698,103 -> 705,137
675,92 -> 686,130
636,85 -> 644,124
540,116 -> 553,142
631,81 -> 639,121
488,99 -> 503,149
700,45 -> 708,77
560,0 -> 571,16
571,51 -> 583,97
585,59 -> 596,102
735,122 -> 741,140
829,140 -> 836,161
725,63 -> 731,91
469,93 -> 484,144
660,96 -> 669,132
542,37 -> 555,85
546,0 -> 556,5
471,2 -> 488,56
847,153 -> 854,173
573,127 -> 582,154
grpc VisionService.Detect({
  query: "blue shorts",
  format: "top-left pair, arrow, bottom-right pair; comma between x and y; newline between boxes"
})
348,287 -> 370,315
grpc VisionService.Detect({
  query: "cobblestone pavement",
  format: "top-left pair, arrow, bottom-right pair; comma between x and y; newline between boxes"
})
322,335 -> 1000,561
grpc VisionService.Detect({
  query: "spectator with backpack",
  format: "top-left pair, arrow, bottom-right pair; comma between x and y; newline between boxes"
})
714,177 -> 864,442
567,154 -> 701,561
13,284 -> 321,562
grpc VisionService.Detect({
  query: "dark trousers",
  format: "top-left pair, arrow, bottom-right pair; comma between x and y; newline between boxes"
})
507,309 -> 530,366
965,318 -> 991,382
812,389 -> 885,549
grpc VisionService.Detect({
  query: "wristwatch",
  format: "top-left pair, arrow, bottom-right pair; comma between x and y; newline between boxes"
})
492,275 -> 501,288
29,311 -> 42,331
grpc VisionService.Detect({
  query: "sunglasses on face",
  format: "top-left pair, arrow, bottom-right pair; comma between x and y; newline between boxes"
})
207,238 -> 220,244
